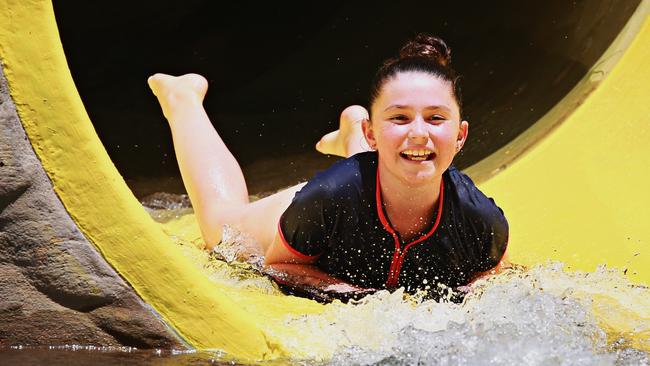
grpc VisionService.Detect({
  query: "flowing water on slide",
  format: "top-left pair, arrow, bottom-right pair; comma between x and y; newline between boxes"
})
140,193 -> 650,365
3,193 -> 647,365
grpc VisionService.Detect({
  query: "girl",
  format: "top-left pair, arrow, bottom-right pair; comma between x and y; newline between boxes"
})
148,34 -> 508,301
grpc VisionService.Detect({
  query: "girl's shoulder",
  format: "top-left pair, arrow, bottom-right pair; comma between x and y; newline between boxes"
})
301,152 -> 377,198
445,166 -> 508,225
289,152 -> 377,210
445,166 -> 509,270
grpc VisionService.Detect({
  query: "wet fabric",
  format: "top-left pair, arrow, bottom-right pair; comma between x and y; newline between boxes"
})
279,151 -> 508,295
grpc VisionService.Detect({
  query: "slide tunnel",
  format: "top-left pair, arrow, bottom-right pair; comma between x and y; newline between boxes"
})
1,0 -> 649,361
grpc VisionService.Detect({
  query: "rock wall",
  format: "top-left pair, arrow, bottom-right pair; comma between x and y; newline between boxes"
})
0,64 -> 183,348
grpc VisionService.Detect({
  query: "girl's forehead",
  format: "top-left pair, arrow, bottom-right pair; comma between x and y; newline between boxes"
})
374,72 -> 457,111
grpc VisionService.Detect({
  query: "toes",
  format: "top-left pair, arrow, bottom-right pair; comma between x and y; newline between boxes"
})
147,73 -> 170,93
340,105 -> 369,125
148,73 -> 169,83
315,130 -> 344,156
146,73 -> 208,99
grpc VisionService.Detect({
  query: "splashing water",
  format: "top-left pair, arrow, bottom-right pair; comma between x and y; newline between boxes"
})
144,193 -> 649,365
304,265 -> 648,366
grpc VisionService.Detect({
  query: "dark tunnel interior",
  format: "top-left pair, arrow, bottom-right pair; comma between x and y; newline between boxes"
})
52,1 -> 640,196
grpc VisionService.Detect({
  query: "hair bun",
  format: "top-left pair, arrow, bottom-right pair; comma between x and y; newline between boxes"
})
399,33 -> 451,67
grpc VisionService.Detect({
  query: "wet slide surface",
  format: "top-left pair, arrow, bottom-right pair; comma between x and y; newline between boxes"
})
1,0 -> 649,362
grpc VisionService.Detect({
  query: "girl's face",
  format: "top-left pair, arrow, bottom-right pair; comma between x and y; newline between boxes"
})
365,71 -> 468,187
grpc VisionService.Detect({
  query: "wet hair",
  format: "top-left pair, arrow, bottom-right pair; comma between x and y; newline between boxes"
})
369,34 -> 463,117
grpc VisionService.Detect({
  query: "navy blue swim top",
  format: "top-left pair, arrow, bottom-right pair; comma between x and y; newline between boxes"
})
279,151 -> 508,296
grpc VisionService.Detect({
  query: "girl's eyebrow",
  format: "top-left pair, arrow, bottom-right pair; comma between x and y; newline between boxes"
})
383,104 -> 451,112
424,105 -> 452,113
383,104 -> 410,112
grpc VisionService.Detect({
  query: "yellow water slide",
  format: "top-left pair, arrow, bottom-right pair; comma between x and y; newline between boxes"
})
0,0 -> 648,361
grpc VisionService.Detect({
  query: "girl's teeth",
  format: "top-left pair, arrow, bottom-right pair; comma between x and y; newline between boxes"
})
403,149 -> 431,156
401,149 -> 433,161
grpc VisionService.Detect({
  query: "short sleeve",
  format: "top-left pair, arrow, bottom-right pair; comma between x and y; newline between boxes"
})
478,197 -> 509,271
278,177 -> 331,259
450,168 -> 509,272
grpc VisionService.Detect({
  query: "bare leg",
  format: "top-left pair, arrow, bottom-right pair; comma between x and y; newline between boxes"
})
148,73 -> 306,253
149,73 -> 252,249
315,105 -> 372,157
149,74 -> 369,252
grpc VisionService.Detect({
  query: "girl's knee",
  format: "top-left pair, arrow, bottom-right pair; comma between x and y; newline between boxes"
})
200,204 -> 246,249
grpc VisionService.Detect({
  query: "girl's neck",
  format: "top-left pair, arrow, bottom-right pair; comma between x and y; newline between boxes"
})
378,167 -> 441,209
378,165 -> 442,240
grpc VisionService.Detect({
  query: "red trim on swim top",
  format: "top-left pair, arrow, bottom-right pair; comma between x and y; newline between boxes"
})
469,237 -> 510,284
277,220 -> 323,261
501,236 -> 509,262
375,165 -> 445,289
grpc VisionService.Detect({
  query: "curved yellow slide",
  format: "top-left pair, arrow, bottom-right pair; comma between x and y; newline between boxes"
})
469,3 -> 650,285
0,0 -> 648,361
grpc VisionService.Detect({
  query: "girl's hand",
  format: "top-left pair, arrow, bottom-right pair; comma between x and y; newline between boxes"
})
323,283 -> 375,293
322,283 -> 378,303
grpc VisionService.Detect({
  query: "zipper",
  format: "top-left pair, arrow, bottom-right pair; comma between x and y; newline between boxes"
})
386,238 -> 402,288
376,167 -> 446,289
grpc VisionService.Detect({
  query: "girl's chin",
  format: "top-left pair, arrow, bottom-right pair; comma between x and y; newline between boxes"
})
399,158 -> 437,172
380,156 -> 446,185
398,169 -> 440,186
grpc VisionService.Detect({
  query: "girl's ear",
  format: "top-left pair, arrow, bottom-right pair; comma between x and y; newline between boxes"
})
362,118 -> 377,149
456,120 -> 469,152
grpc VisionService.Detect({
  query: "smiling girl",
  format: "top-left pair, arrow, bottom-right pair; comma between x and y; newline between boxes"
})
148,34 -> 508,301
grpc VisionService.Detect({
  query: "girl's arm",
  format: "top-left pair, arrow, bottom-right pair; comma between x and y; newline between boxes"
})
468,250 -> 511,284
264,233 -> 376,301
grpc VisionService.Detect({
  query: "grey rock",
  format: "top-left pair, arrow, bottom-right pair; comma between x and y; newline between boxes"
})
0,63 -> 183,348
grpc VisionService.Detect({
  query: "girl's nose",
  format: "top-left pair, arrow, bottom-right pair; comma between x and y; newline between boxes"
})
407,116 -> 428,141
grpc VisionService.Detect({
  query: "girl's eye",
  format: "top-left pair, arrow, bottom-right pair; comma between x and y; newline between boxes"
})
429,115 -> 446,121
390,115 -> 409,122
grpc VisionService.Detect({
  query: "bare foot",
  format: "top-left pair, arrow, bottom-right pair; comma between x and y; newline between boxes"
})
316,105 -> 371,158
147,73 -> 208,120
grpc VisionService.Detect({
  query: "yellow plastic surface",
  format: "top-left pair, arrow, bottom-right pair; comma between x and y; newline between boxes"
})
0,0 -> 648,360
474,12 -> 650,286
